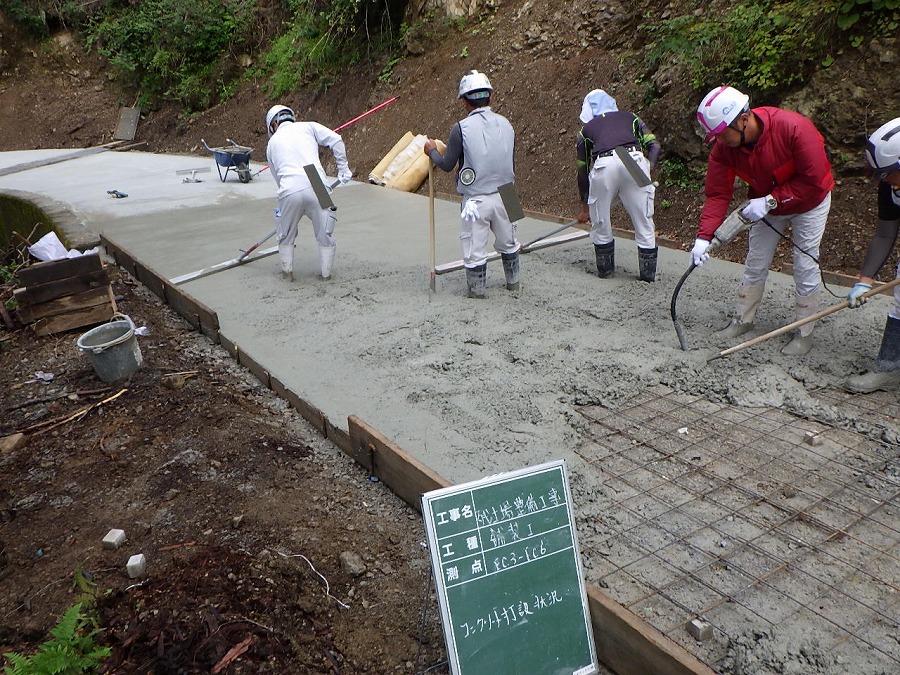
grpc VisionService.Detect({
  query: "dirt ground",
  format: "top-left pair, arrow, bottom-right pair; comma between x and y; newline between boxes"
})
1,3 -> 897,673
0,268 -> 452,673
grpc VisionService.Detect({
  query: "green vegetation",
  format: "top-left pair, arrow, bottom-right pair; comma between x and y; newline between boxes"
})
644,0 -> 897,95
3,602 -> 110,674
84,0 -> 255,110
659,158 -> 703,191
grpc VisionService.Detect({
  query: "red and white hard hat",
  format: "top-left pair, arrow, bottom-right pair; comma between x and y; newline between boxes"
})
265,104 -> 295,136
865,117 -> 900,180
696,86 -> 750,141
458,70 -> 493,100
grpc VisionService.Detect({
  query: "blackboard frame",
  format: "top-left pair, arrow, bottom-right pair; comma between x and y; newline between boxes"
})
422,459 -> 597,675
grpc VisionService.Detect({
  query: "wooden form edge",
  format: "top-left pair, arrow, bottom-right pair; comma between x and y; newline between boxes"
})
100,233 -> 711,675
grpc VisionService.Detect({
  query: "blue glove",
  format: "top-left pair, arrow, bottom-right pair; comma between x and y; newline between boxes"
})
741,196 -> 773,222
847,282 -> 872,308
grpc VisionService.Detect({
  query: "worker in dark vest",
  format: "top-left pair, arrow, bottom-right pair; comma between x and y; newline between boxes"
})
576,89 -> 661,281
845,117 -> 900,392
425,70 -> 520,298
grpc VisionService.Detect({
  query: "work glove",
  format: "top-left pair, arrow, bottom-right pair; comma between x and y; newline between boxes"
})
337,167 -> 352,185
690,238 -> 711,267
847,282 -> 872,308
741,196 -> 773,222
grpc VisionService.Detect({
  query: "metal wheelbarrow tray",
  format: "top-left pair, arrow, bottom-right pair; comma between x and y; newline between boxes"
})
201,138 -> 253,183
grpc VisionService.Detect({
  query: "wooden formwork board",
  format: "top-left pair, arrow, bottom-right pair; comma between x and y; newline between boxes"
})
271,376 -> 327,436
348,415 -> 449,509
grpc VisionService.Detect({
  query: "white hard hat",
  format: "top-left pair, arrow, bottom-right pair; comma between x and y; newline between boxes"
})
865,117 -> 900,179
458,70 -> 493,100
696,86 -> 750,139
265,104 -> 295,136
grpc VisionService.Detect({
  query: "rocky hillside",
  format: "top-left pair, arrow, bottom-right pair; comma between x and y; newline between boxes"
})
1,2 -> 898,276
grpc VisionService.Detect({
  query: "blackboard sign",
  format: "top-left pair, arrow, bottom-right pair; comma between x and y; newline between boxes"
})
422,460 -> 597,675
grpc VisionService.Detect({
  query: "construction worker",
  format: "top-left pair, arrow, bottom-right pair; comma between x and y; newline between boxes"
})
424,70 -> 520,298
692,86 -> 834,356
845,117 -> 900,393
265,104 -> 352,282
576,89 -> 661,281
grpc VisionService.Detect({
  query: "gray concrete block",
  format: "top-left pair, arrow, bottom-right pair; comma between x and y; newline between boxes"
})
102,528 -> 126,550
126,553 -> 147,578
687,618 -> 713,641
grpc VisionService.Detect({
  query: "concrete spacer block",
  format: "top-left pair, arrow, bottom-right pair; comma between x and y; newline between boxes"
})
804,431 -> 823,446
126,553 -> 147,579
687,618 -> 713,641
102,529 -> 127,550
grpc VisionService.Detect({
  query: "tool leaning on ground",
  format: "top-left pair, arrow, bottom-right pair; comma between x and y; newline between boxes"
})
707,277 -> 900,361
670,202 -> 754,351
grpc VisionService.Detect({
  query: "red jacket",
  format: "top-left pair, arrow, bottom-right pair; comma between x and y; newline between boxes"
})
698,107 -> 834,241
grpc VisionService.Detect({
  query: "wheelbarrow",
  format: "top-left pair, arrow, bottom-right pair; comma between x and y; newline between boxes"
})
201,138 -> 253,183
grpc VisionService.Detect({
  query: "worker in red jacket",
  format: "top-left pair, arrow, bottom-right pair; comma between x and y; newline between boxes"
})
692,86 -> 834,356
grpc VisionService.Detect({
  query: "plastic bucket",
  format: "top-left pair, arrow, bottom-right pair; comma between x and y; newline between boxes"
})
76,313 -> 143,382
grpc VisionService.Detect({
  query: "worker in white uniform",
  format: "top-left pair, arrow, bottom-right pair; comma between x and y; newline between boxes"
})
424,70 -> 520,298
265,104 -> 352,281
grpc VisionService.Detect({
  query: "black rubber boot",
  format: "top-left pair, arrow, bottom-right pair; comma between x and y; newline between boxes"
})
637,246 -> 658,282
465,264 -> 487,299
846,316 -> 900,392
501,252 -> 520,291
594,242 -> 615,278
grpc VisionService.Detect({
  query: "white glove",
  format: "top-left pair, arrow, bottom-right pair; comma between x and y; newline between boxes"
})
691,238 -> 711,267
741,196 -> 773,222
461,199 -> 480,223
847,282 -> 872,308
337,167 -> 352,185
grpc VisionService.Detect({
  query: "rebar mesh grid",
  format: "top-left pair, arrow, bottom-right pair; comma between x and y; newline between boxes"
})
576,384 -> 899,671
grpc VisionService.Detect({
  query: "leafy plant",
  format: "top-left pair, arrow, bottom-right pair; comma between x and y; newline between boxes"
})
3,603 -> 110,674
645,1 -> 837,94
84,0 -> 254,110
659,157 -> 703,191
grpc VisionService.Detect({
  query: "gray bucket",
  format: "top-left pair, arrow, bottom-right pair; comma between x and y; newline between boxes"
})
76,313 -> 143,382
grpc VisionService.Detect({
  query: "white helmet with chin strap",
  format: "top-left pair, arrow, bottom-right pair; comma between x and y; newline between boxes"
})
458,70 -> 493,101
696,86 -> 750,139
266,104 -> 295,136
865,117 -> 900,180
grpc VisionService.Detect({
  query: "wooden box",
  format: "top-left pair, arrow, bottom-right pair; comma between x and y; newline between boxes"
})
14,254 -> 117,336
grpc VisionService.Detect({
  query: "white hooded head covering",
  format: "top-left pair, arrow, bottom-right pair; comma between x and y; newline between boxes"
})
579,89 -> 618,123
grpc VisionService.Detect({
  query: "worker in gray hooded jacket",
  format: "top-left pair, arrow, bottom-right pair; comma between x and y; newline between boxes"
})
424,70 -> 520,298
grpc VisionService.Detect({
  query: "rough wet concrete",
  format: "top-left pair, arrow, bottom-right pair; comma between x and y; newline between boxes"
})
2,149 -> 897,674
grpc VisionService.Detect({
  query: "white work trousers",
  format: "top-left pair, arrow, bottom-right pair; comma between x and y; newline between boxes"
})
890,263 -> 900,320
742,192 -> 831,297
587,151 -> 656,248
460,192 -> 520,268
276,187 -> 336,273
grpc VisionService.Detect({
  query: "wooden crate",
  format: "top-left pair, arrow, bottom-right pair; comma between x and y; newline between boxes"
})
14,254 -> 117,336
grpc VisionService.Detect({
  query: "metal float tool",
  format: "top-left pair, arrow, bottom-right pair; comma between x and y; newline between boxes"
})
176,167 -> 211,183
708,277 -> 900,360
670,203 -> 753,351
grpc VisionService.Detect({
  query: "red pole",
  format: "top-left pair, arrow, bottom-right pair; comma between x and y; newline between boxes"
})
334,95 -> 400,132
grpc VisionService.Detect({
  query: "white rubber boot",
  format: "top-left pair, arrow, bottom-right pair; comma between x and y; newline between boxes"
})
278,242 -> 294,282
781,290 -> 820,356
318,244 -> 336,280
715,284 -> 764,339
